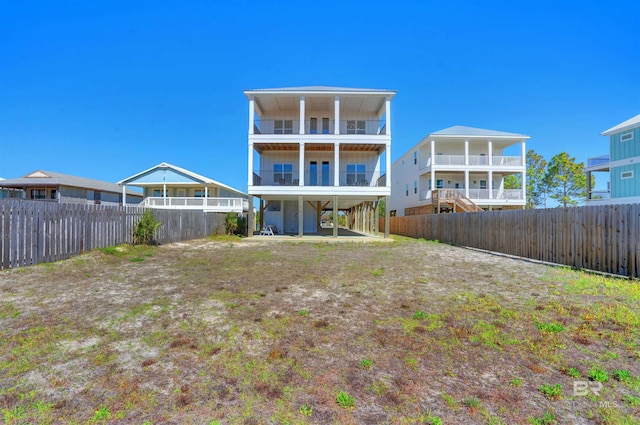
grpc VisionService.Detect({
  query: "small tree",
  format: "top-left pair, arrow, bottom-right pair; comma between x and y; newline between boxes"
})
526,149 -> 548,208
224,212 -> 246,236
545,152 -> 588,207
503,174 -> 521,189
132,209 -> 162,245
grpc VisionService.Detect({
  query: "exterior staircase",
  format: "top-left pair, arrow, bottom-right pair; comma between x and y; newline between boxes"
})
432,189 -> 481,213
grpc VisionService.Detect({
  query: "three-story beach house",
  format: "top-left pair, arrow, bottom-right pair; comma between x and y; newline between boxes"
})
586,113 -> 640,205
390,126 -> 528,215
245,86 -> 395,236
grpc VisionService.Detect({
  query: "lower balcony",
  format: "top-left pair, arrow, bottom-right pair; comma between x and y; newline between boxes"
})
419,189 -> 524,202
142,197 -> 248,212
252,170 -> 386,187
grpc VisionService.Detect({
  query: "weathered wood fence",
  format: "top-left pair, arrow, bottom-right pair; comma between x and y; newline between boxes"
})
386,204 -> 640,278
0,200 -> 226,270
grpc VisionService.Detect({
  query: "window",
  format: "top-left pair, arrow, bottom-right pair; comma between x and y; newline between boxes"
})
322,118 -> 330,134
31,189 -> 46,199
413,151 -> 417,165
322,161 -> 330,186
309,118 -> 318,134
346,164 -> 366,185
414,180 -> 417,194
480,180 -> 487,189
267,201 -> 281,212
436,179 -> 444,189
309,161 -> 318,186
346,120 -> 365,134
621,132 -> 634,142
194,190 -> 205,197
405,184 -> 409,196
94,191 -> 101,204
153,189 -> 168,197
621,170 -> 634,179
50,189 -> 57,200
274,163 -> 293,184
274,120 -> 293,134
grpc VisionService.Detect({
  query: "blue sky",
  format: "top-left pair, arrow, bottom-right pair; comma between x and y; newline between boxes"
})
1,0 -> 638,195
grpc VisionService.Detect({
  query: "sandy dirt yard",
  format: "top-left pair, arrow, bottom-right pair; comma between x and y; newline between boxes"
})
0,236 -> 639,424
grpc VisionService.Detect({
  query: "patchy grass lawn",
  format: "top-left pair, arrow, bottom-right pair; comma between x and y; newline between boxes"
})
0,236 -> 639,424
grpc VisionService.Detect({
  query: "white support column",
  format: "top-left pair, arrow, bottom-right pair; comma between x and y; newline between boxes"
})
521,140 -> 527,204
333,195 -> 338,237
385,96 -> 391,136
334,96 -> 340,135
488,139 -> 493,166
248,195 -> 254,237
488,170 -> 493,200
299,96 -> 305,135
122,185 -> 127,206
521,171 -> 526,203
384,196 -> 390,238
385,142 -> 391,188
464,139 -> 469,165
249,96 -> 255,135
299,142 -> 305,186
248,143 -> 254,187
163,183 -> 167,206
205,186 -> 208,197
430,139 -> 436,190
521,140 -> 526,166
334,142 -> 340,186
298,195 -> 304,237
464,170 -> 469,198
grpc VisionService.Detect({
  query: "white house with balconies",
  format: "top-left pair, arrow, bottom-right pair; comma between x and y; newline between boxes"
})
118,162 -> 248,213
245,86 -> 395,236
390,126 -> 528,216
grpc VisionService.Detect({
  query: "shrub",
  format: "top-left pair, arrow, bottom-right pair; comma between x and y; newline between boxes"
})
336,391 -> 354,408
612,369 -> 632,382
539,383 -> 562,399
588,367 -> 608,383
132,210 -> 161,245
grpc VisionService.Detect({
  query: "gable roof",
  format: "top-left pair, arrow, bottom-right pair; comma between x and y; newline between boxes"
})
429,125 -> 530,139
118,162 -> 247,197
244,85 -> 396,98
0,170 -> 142,196
601,113 -> 640,136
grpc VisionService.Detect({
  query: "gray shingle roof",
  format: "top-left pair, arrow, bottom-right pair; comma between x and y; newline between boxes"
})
0,170 -> 142,197
430,125 -> 530,139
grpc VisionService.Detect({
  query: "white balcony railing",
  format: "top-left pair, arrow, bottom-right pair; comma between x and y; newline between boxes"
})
420,155 -> 523,169
142,197 -> 248,212
420,188 -> 523,201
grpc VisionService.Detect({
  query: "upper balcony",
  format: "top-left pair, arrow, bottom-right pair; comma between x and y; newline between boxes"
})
252,119 -> 387,136
142,196 -> 248,213
419,154 -> 523,170
586,154 -> 610,172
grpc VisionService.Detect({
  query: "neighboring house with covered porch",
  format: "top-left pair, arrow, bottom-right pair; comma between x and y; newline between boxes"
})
586,113 -> 640,205
390,125 -> 528,216
118,162 -> 248,213
245,85 -> 395,237
0,170 -> 143,205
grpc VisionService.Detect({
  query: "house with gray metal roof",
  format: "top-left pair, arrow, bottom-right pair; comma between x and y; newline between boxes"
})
0,170 -> 143,205
390,125 -> 529,215
244,85 -> 395,237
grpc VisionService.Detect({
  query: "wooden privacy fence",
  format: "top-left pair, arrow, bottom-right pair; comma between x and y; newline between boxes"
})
0,200 -> 227,270
387,204 -> 640,278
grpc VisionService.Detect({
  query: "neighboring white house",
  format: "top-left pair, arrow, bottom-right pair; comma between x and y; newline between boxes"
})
0,170 -> 143,205
390,126 -> 528,216
586,113 -> 640,205
118,162 -> 248,213
244,86 -> 395,236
